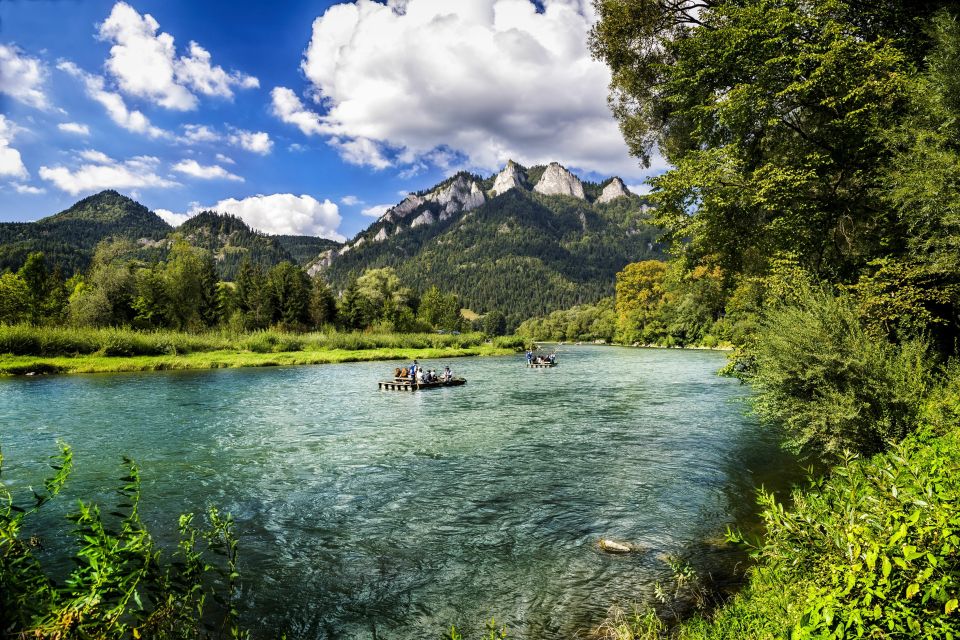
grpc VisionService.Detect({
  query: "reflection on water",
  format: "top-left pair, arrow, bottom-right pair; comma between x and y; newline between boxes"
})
0,345 -> 797,639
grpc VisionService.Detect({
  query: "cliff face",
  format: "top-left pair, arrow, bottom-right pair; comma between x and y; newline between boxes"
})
491,160 -> 526,196
598,177 -> 631,203
533,162 -> 585,199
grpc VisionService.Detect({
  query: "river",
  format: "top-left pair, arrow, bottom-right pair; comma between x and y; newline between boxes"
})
0,345 -> 795,639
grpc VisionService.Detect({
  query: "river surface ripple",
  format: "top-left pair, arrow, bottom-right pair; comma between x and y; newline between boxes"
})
0,345 -> 795,639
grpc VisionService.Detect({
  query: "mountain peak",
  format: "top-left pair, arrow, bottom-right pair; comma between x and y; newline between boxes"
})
491,160 -> 527,196
43,190 -> 166,225
533,162 -> 585,200
597,177 -> 631,203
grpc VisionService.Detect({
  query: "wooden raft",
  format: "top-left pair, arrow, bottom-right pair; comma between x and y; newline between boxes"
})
378,377 -> 467,391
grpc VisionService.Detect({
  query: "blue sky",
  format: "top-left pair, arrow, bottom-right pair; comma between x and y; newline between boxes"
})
0,0 -> 658,239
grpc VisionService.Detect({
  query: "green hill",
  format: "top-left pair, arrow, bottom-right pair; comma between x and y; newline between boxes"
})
0,190 -> 172,275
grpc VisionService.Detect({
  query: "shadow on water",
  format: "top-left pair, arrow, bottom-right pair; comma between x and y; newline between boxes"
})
0,345 -> 798,640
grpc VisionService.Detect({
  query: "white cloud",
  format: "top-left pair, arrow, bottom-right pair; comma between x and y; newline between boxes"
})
179,124 -> 273,155
180,123 -> 219,143
58,122 -> 91,136
271,87 -> 327,136
172,159 -> 243,182
228,129 -> 273,155
276,0 -> 646,178
57,60 -> 167,138
0,44 -> 50,110
0,115 -> 29,180
360,203 -> 391,217
155,208 -> 191,226
39,152 -> 178,195
97,2 -> 258,111
162,193 -> 344,239
78,149 -> 114,164
340,195 -> 362,206
215,153 -> 235,164
11,183 -> 45,195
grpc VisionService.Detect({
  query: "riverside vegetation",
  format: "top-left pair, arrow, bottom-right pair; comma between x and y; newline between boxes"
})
583,0 -> 960,638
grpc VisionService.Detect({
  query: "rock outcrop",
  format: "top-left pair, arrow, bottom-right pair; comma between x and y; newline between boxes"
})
597,177 -> 631,203
533,162 -> 585,200
426,174 -> 485,218
491,160 -> 526,196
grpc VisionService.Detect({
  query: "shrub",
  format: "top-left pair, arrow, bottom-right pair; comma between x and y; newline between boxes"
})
1,443 -> 248,639
751,288 -> 933,462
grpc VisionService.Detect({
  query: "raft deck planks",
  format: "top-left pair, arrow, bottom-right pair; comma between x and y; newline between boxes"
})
378,378 -> 467,391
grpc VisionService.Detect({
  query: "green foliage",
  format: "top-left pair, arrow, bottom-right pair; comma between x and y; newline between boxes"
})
750,287 -> 933,463
591,0 -> 952,283
0,324 -> 493,358
482,310 -> 507,337
0,443 -> 248,639
448,619 -> 508,640
517,297 -> 617,343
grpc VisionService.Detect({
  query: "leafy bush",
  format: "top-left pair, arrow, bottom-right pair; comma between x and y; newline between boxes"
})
750,288 -> 932,462
1,443 -> 248,639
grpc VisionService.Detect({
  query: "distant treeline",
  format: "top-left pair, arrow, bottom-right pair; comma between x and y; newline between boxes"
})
0,240 -> 510,337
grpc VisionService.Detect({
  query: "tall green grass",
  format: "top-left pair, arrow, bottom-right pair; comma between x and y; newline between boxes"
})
0,324 -> 499,357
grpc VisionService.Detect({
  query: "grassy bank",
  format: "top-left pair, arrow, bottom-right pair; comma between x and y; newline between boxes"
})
0,325 -> 523,375
600,370 -> 960,640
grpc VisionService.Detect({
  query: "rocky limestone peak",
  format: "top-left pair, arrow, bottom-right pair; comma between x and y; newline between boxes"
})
381,194 -> 426,223
597,177 -> 631,203
425,174 -> 485,215
491,160 -> 526,196
533,162 -> 585,200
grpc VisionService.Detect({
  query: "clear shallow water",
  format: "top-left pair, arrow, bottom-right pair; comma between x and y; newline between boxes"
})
0,346 -> 795,639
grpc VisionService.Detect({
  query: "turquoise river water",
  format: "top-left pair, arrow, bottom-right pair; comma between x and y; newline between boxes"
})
0,345 -> 797,639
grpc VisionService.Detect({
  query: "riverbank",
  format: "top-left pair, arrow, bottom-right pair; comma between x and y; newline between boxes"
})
0,325 -> 523,375
0,344 -> 514,375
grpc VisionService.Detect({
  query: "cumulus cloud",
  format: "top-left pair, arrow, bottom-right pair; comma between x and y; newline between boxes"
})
0,115 -> 29,180
340,195 -> 362,206
12,183 -> 45,195
228,129 -> 273,155
155,208 -> 191,226
39,152 -> 178,195
180,123 -> 219,143
360,204 -> 391,217
58,60 -> 167,138
160,193 -> 344,239
97,2 -> 258,110
0,44 -> 50,110
271,87 -> 326,136
172,159 -> 243,182
215,153 -> 235,164
58,122 -> 91,136
78,149 -> 114,164
178,124 -> 272,155
274,0 -> 645,178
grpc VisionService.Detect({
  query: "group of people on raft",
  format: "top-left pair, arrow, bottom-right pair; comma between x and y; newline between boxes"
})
393,360 -> 454,384
526,350 -> 557,365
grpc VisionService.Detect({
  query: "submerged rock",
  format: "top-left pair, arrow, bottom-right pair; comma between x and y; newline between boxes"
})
598,539 -> 633,553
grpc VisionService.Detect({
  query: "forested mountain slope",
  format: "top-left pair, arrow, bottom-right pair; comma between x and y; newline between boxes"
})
0,190 -> 172,274
315,162 -> 662,323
